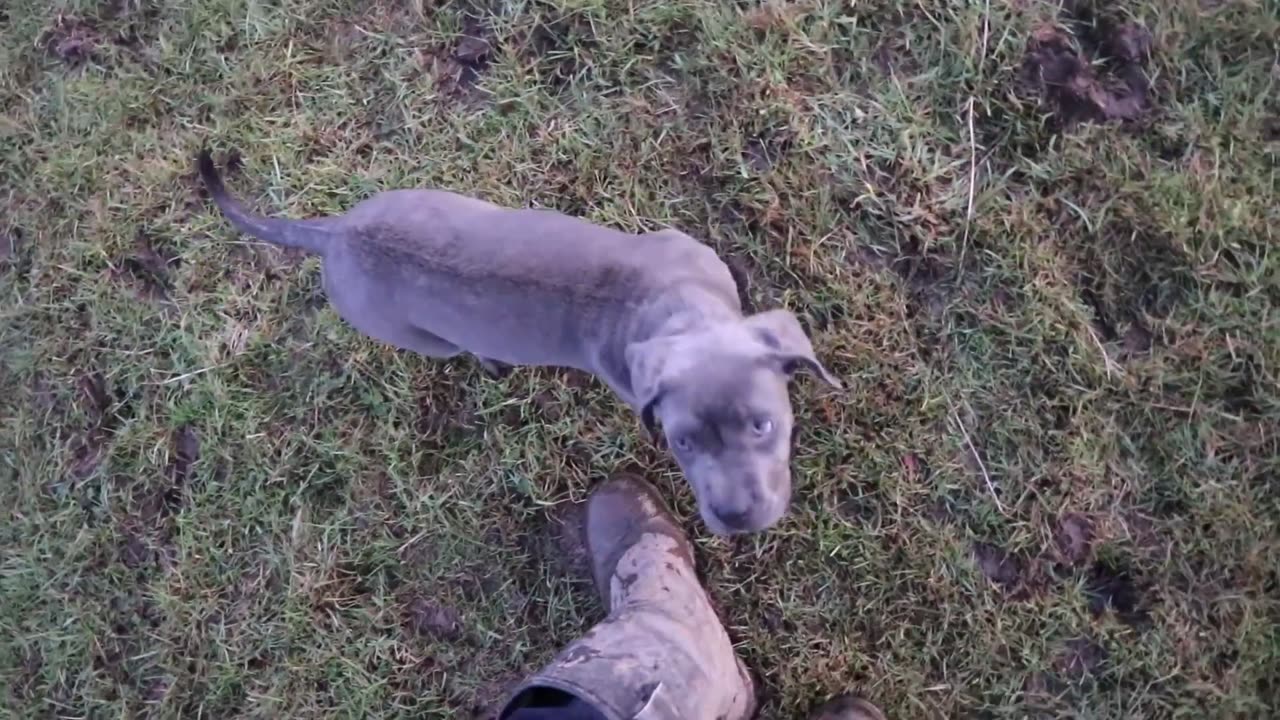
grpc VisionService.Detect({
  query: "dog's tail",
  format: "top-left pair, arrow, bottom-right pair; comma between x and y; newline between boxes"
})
197,150 -> 336,255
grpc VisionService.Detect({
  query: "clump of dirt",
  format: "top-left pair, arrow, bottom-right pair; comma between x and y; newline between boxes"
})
70,372 -> 115,480
1019,21 -> 1153,129
1054,636 -> 1108,683
0,226 -> 21,266
973,542 -> 1025,592
118,529 -> 152,569
1054,512 -> 1094,566
525,14 -> 599,90
855,236 -> 955,320
741,129 -> 792,174
547,500 -> 589,578
163,424 -> 200,511
723,252 -> 766,314
404,596 -> 464,641
428,20 -> 494,102
110,424 -> 199,573
43,15 -> 101,65
515,498 -> 590,582
869,28 -> 919,78
1122,322 -> 1154,356
416,385 -> 478,441
110,232 -> 178,305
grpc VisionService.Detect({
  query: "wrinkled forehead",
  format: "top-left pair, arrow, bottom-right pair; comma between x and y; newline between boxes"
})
670,362 -> 791,416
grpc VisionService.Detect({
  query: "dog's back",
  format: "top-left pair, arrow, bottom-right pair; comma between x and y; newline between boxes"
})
332,191 -> 710,367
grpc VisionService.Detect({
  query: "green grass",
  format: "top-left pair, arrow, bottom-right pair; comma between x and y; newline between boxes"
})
2,0 -> 1277,717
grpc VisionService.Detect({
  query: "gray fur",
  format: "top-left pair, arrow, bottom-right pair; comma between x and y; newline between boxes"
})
197,150 -> 841,535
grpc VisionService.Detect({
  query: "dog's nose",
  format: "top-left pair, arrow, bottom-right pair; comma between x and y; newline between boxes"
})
713,506 -> 754,530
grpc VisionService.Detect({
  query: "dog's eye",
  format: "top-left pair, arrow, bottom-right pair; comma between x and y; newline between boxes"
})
673,434 -> 695,452
752,418 -> 774,436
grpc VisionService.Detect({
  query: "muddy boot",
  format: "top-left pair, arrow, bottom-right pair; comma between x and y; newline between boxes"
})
501,474 -> 756,720
809,695 -> 887,720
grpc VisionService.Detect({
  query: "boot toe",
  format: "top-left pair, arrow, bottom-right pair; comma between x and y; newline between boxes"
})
585,474 -> 692,609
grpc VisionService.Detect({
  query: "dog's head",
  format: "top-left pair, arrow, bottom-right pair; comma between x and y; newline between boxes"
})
626,309 -> 841,535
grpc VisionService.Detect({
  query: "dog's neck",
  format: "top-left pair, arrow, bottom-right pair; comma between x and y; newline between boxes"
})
596,282 -> 740,409
632,281 -> 741,344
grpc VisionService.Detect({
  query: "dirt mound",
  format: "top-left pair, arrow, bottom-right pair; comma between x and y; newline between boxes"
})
1020,23 -> 1153,128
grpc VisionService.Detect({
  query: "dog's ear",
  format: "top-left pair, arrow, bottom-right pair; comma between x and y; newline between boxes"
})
625,336 -> 676,439
743,309 -> 843,389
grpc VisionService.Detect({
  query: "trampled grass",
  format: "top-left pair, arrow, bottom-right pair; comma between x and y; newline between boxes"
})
1,0 -> 1277,717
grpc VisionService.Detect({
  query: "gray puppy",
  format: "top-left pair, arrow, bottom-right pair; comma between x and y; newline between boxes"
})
197,150 -> 841,535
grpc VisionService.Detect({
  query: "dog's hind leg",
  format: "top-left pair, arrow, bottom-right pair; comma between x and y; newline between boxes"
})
399,325 -> 510,378
476,357 -> 513,379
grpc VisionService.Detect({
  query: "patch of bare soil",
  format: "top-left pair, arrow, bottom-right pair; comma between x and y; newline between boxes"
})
164,425 -> 199,503
1019,20 -> 1153,129
547,499 -> 589,579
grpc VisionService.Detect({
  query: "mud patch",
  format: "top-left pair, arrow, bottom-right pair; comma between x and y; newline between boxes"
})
1085,241 -> 1187,355
1122,321 -> 1153,356
43,15 -> 101,66
1086,561 -> 1151,627
1019,21 -> 1153,129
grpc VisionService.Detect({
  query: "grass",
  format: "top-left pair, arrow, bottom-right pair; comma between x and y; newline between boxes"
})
1,0 -> 1277,717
